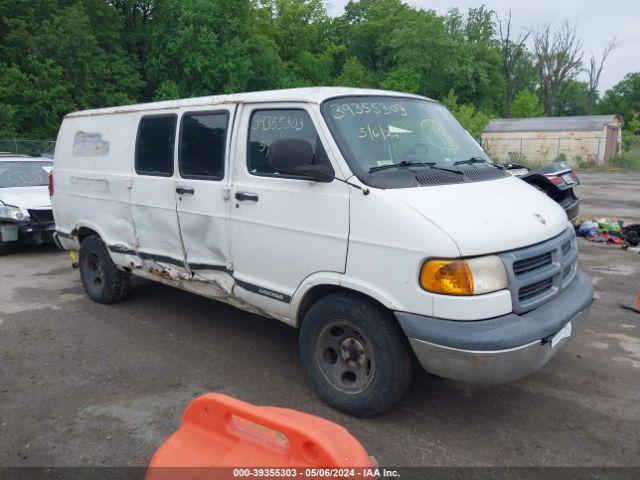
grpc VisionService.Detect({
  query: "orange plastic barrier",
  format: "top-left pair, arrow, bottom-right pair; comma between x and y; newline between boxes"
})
146,393 -> 374,480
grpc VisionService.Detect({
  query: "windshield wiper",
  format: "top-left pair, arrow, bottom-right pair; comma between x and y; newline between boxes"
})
369,160 -> 431,173
423,163 -> 465,175
369,160 -> 463,175
453,157 -> 503,169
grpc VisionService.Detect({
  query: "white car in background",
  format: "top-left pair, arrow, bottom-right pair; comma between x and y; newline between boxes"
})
0,154 -> 55,255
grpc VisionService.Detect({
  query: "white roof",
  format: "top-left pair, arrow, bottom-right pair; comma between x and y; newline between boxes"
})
66,87 -> 431,118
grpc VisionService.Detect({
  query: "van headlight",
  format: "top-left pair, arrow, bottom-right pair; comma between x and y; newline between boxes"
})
420,255 -> 507,295
0,205 -> 26,221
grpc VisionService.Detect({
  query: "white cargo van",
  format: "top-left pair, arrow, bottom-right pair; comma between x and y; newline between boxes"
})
52,88 -> 593,416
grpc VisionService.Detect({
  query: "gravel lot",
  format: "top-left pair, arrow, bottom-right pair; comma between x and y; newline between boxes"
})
1,172 -> 639,468
576,171 -> 640,224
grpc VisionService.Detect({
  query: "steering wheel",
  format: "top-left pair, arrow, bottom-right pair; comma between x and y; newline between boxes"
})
398,142 -> 430,162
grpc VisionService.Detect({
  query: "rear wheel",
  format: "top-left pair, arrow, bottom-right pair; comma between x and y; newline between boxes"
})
299,292 -> 414,417
79,235 -> 129,304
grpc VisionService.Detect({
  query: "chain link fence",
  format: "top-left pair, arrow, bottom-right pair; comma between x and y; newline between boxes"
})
0,139 -> 56,157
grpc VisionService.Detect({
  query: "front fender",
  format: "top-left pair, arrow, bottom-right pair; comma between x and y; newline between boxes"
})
290,271 -> 403,327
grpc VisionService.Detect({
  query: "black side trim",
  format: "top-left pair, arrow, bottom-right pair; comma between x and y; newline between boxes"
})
108,245 -> 234,274
108,245 -> 136,255
107,245 -> 185,268
235,279 -> 291,304
138,252 -> 185,267
189,263 -> 233,274
107,245 -> 288,304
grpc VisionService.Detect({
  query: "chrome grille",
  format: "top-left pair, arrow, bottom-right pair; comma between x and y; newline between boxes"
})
499,227 -> 578,314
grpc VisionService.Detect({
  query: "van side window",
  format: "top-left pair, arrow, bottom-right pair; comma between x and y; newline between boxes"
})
179,112 -> 228,180
135,115 -> 177,176
248,109 -> 333,177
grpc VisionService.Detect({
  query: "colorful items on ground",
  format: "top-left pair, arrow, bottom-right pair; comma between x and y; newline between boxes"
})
576,218 -> 640,248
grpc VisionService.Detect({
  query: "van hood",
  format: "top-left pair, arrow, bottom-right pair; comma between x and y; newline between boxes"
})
0,186 -> 52,211
387,176 -> 568,257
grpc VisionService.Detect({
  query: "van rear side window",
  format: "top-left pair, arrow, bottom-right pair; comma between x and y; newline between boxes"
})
135,115 -> 177,176
179,112 -> 228,180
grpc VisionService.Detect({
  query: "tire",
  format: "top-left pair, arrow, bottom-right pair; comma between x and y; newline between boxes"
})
79,234 -> 129,304
299,292 -> 414,417
0,240 -> 7,256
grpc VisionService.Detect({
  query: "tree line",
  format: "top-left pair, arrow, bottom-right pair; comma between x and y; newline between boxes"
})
1,0 -> 638,140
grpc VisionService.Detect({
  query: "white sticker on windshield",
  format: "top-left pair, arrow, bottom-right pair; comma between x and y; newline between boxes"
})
376,160 -> 394,166
388,125 -> 412,133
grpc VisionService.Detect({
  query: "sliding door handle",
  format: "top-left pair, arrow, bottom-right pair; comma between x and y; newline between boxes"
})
235,192 -> 259,202
176,186 -> 195,195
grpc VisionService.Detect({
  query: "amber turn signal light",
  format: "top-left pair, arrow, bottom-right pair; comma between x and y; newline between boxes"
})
420,259 -> 474,295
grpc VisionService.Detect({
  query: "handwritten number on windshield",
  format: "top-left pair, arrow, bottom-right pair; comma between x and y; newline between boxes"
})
358,123 -> 400,141
329,103 -> 407,119
251,115 -> 304,131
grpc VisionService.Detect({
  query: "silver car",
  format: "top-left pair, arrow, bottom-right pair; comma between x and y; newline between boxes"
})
0,154 -> 55,255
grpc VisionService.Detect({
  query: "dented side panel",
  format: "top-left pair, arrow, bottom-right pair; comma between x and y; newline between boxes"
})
174,105 -> 236,281
128,112 -> 188,274
53,99 -> 350,327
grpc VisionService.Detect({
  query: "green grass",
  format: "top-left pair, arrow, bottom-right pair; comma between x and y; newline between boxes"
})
610,153 -> 640,170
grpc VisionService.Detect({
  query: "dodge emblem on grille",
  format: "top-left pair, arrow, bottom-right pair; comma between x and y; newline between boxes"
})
534,213 -> 546,225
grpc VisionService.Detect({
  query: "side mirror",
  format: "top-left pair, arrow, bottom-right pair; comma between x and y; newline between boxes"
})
267,139 -> 329,181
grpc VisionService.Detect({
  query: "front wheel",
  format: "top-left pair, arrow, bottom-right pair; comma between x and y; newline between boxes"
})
79,235 -> 129,304
299,292 -> 414,417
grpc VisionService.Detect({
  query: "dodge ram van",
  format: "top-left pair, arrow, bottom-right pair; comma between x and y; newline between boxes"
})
52,88 -> 593,416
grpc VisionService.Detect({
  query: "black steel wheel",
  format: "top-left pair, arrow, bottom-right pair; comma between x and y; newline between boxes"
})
300,292 -> 414,417
84,251 -> 105,292
79,235 -> 129,304
316,319 -> 376,395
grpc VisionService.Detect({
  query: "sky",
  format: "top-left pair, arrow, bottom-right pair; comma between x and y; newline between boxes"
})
326,0 -> 640,94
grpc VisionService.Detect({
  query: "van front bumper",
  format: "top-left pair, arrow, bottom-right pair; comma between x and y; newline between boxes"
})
395,270 -> 593,385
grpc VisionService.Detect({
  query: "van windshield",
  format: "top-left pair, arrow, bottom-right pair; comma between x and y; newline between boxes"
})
322,96 -> 501,188
0,161 -> 51,188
